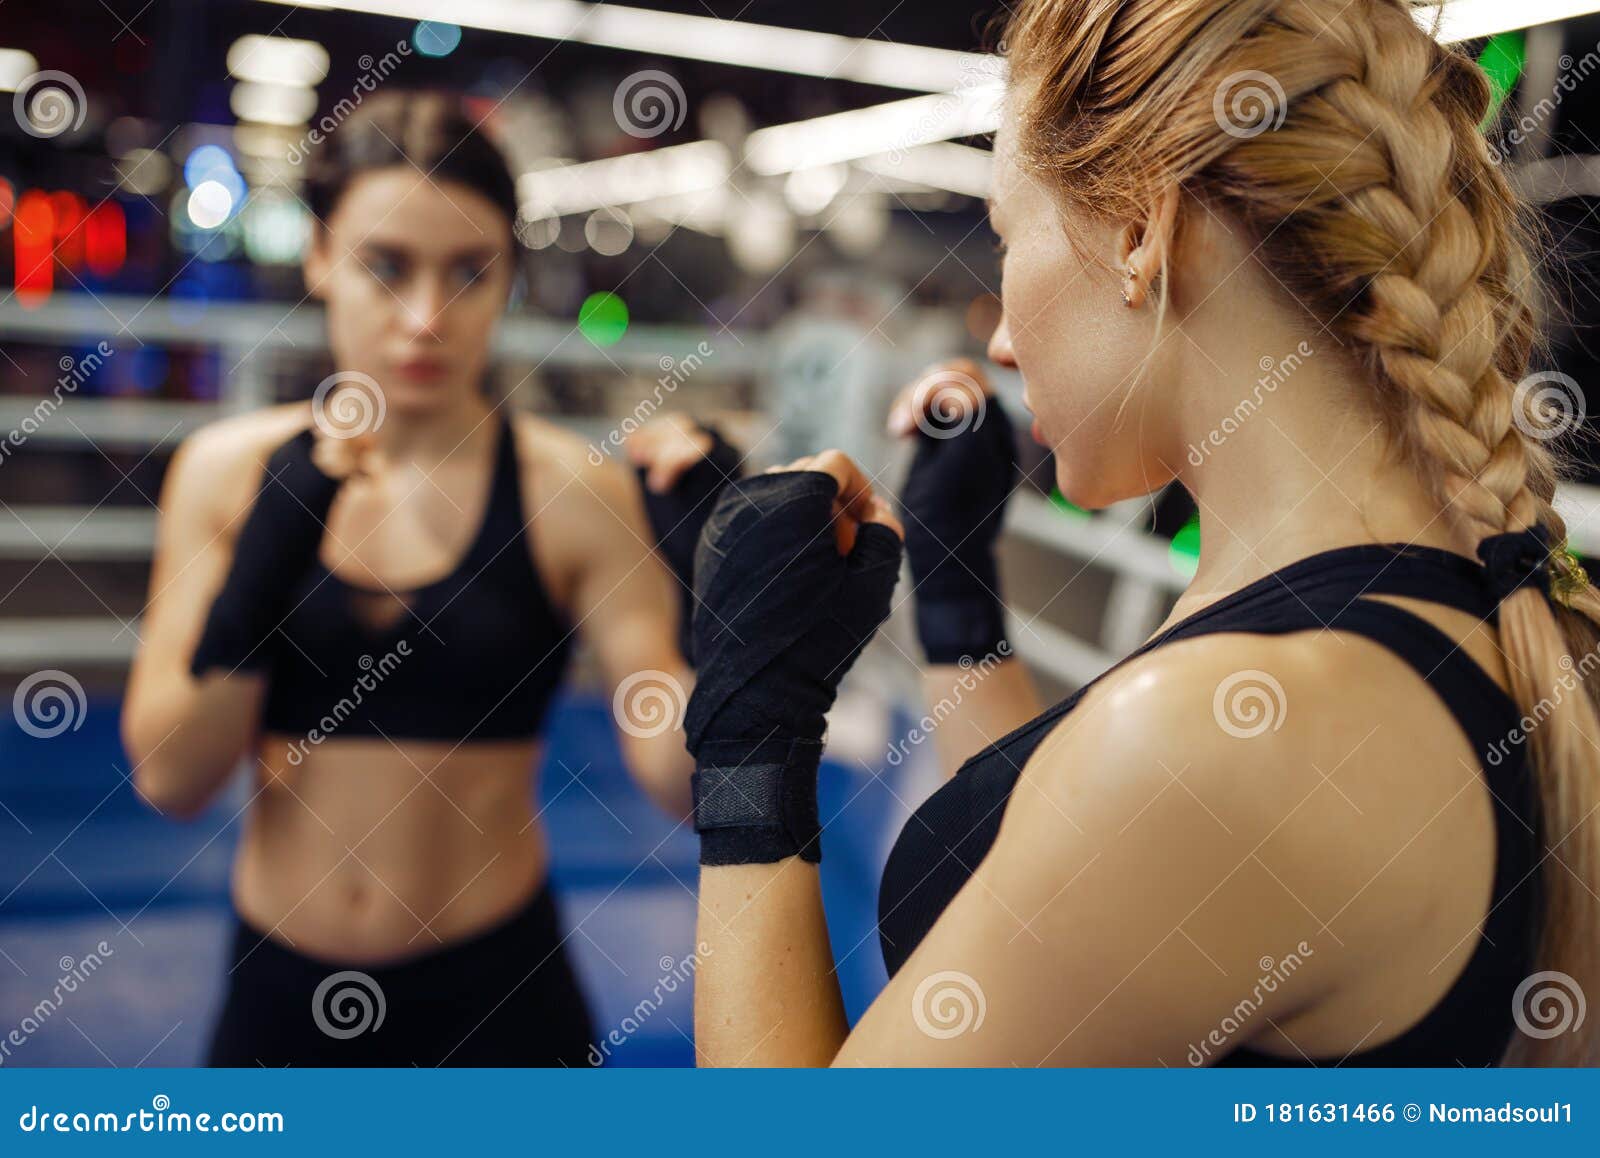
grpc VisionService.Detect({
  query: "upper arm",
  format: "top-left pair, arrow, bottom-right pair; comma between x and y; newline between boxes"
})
835,636 -> 1366,1067
536,435 -> 683,687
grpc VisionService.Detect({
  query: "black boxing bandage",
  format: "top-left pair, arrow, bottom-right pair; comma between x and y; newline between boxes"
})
190,428 -> 343,677
635,424 -> 744,661
899,404 -> 1017,664
685,472 -> 903,864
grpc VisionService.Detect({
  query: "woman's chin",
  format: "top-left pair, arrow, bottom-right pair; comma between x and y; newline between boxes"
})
1053,466 -> 1118,511
382,377 -> 473,414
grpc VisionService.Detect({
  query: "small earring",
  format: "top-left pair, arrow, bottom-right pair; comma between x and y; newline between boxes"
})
1121,286 -> 1134,308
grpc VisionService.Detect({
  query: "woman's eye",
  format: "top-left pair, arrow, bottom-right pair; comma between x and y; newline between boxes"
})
366,254 -> 405,284
452,262 -> 492,288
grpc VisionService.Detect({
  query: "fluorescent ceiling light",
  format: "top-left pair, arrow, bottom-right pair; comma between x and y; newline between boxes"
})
510,2 -> 1600,221
518,140 -> 732,218
255,1 -> 1600,93
745,83 -> 1003,175
1415,0 -> 1600,42
254,0 -> 985,92
857,142 -> 994,200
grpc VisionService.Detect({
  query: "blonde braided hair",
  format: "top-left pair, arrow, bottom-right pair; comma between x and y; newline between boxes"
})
1006,0 -> 1600,1064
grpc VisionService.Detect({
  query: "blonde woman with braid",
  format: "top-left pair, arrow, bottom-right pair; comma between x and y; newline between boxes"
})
677,0 -> 1600,1067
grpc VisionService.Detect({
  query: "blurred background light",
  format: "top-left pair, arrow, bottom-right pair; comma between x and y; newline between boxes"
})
225,35 -> 330,86
578,290 -> 629,346
413,20 -> 463,57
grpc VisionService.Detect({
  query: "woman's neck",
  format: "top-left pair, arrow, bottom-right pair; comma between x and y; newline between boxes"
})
369,394 -> 498,465
1172,359 -> 1469,604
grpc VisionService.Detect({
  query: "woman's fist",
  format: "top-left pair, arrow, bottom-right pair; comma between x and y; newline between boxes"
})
623,413 -> 716,494
888,359 -> 1017,665
886,358 -> 994,440
764,449 -> 904,556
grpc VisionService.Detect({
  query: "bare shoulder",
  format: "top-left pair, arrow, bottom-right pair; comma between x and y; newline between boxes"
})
162,403 -> 313,527
1014,626 -> 1496,937
510,410 -> 644,523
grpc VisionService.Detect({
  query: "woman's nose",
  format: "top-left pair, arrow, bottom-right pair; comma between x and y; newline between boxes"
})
986,314 -> 1017,368
399,274 -> 449,338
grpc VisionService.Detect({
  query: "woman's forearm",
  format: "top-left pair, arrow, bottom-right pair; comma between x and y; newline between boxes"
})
695,859 -> 848,1067
621,724 -> 696,819
920,655 -> 1042,777
124,671 -> 266,819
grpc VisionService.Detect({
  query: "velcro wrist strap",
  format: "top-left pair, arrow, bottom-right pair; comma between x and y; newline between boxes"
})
692,737 -> 824,865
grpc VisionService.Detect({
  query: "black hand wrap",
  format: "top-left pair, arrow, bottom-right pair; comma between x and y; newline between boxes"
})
684,472 -> 903,865
190,428 -> 343,678
635,424 -> 744,662
899,403 -> 1017,664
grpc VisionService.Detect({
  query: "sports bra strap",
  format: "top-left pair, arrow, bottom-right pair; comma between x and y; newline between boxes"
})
1241,543 -> 1503,624
1156,544 -> 1522,769
457,410 -> 525,575
1306,596 -> 1521,768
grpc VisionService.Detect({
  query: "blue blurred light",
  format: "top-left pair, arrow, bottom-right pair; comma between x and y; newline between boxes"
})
183,145 -> 236,190
414,21 -> 462,57
128,346 -> 169,394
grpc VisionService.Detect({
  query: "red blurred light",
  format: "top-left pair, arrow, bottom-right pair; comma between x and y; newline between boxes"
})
50,191 -> 86,271
85,201 -> 126,277
14,191 -> 55,305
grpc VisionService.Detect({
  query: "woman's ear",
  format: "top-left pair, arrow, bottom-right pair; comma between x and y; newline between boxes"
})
1118,182 -> 1182,306
302,224 -> 332,301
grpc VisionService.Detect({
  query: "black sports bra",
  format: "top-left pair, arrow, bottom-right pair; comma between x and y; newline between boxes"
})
261,411 -> 574,742
878,541 -> 1546,1066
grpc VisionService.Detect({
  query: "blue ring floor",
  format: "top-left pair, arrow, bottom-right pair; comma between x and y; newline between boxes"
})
0,691 -> 920,1067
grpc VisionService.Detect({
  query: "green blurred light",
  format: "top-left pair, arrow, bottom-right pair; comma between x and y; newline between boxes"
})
1478,31 -> 1526,131
1047,486 -> 1091,519
579,292 -> 629,347
1169,512 -> 1201,579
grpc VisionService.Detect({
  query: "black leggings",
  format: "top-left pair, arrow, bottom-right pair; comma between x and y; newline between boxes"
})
205,882 -> 597,1067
